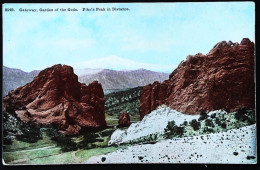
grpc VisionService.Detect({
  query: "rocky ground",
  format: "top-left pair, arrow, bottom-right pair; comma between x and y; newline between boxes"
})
84,124 -> 257,164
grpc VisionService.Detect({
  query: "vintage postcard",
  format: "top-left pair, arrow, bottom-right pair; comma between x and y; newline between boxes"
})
2,2 -> 256,164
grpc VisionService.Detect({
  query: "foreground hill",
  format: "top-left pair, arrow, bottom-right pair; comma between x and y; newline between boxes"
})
85,124 -> 256,163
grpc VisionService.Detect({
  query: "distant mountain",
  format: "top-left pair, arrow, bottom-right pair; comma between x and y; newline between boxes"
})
78,69 -> 169,90
3,66 -> 169,97
3,66 -> 40,97
72,55 -> 175,73
74,68 -> 104,77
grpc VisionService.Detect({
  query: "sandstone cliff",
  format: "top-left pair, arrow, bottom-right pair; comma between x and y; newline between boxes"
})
3,64 -> 106,135
140,38 -> 255,119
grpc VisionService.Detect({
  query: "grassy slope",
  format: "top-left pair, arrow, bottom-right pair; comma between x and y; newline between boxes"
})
105,86 -> 142,124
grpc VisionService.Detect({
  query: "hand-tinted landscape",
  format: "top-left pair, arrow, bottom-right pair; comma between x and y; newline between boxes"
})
3,2 -> 256,164
3,38 -> 256,164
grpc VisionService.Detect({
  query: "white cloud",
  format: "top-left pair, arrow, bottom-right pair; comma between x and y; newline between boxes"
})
71,55 -> 176,73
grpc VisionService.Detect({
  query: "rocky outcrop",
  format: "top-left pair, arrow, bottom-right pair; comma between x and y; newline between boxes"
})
140,38 -> 255,119
109,106 -> 200,146
3,64 -> 106,135
118,112 -> 131,127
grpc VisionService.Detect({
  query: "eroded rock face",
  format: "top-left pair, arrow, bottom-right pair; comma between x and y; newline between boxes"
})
118,112 -> 130,127
140,38 -> 255,119
3,64 -> 106,135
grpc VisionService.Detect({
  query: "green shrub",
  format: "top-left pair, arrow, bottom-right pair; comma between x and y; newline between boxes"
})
198,111 -> 208,121
246,111 -> 256,124
190,119 -> 200,131
235,108 -> 256,124
172,125 -> 184,137
205,119 -> 215,127
164,120 -> 184,138
221,122 -> 227,129
203,127 -> 214,133
215,117 -> 221,126
45,127 -> 77,151
165,120 -> 176,131
235,108 -> 247,121
210,113 -> 216,119
182,121 -> 188,126
15,123 -> 42,143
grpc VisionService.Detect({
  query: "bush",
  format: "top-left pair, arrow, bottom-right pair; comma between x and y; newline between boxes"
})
45,127 -> 77,151
172,125 -> 184,137
210,113 -> 216,119
182,121 -> 188,126
15,123 -> 42,143
203,127 -> 214,133
198,111 -> 208,121
221,122 -> 227,129
215,117 -> 221,126
205,119 -> 215,127
235,108 -> 256,124
246,111 -> 256,124
190,119 -> 200,131
164,120 -> 184,138
165,120 -> 176,131
235,108 -> 247,121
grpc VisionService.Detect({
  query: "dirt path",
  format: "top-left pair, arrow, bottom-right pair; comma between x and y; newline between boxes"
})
72,150 -> 81,163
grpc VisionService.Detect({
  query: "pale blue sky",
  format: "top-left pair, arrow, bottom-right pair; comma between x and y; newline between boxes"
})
3,2 -> 255,73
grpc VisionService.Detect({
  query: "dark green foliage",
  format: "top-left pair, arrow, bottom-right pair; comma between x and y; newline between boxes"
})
203,127 -> 214,133
15,124 -> 42,143
165,120 -> 176,131
171,126 -> 184,137
221,122 -> 227,129
235,108 -> 247,121
164,120 -> 184,138
198,111 -> 208,121
210,113 -> 216,119
215,117 -> 221,126
246,111 -> 256,124
3,111 -> 42,144
205,119 -> 215,127
190,119 -> 200,131
45,127 -> 77,151
235,108 -> 255,124
45,126 -> 109,151
182,121 -> 188,126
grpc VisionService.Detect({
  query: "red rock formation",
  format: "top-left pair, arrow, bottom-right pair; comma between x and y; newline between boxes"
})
3,64 -> 106,135
118,112 -> 131,127
140,38 -> 255,120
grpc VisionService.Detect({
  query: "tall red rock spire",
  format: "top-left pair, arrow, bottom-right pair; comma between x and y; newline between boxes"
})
140,38 -> 255,120
3,64 -> 107,135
